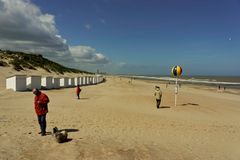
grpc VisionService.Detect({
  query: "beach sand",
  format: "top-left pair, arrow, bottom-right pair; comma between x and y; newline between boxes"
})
0,72 -> 240,159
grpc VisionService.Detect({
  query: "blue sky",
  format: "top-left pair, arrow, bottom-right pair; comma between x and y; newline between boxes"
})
1,0 -> 240,75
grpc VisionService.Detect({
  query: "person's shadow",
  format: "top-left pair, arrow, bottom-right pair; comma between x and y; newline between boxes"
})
181,103 -> 199,106
79,97 -> 89,100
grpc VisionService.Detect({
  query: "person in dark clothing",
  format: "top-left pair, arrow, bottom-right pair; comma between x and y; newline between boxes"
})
76,85 -> 81,99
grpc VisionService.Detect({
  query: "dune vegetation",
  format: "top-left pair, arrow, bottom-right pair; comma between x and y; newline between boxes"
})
0,49 -> 92,75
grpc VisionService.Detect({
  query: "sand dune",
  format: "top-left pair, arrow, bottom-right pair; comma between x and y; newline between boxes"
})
0,75 -> 240,160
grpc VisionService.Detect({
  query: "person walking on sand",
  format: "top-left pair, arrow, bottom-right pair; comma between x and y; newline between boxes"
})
76,85 -> 81,99
33,88 -> 49,136
154,86 -> 162,109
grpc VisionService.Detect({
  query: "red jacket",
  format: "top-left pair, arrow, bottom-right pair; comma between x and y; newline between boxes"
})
76,87 -> 81,94
34,92 -> 49,115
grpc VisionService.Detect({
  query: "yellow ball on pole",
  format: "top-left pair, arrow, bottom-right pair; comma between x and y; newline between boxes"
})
172,65 -> 182,77
171,65 -> 183,107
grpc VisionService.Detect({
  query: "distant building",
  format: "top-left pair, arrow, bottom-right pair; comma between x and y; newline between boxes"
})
89,77 -> 93,84
81,77 -> 86,85
86,77 -> 90,85
27,75 -> 41,90
6,75 -> 105,92
41,77 -> 53,89
68,78 -> 74,87
93,76 -> 98,84
79,77 -> 84,86
96,75 -> 104,83
52,77 -> 60,89
6,75 -> 27,91
74,77 -> 80,86
60,77 -> 69,88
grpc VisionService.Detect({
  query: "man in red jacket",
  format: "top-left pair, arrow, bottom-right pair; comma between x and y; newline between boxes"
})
33,88 -> 50,136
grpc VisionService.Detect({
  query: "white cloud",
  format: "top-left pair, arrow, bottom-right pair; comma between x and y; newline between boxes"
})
0,0 -> 116,73
70,45 -> 109,64
0,0 -> 72,63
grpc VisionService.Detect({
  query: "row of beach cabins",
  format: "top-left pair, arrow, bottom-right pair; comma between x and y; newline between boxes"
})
6,74 -> 104,92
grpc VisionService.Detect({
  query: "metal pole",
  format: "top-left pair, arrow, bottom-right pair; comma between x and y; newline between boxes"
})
175,77 -> 178,107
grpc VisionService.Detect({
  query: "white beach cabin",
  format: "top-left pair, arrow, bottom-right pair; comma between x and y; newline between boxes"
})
89,77 -> 93,84
26,76 -> 41,90
81,77 -> 86,85
96,75 -> 103,83
79,77 -> 83,86
86,77 -> 90,85
68,78 -> 74,87
52,77 -> 60,89
41,76 -> 53,89
60,77 -> 69,88
93,76 -> 97,84
74,77 -> 79,86
6,75 -> 27,91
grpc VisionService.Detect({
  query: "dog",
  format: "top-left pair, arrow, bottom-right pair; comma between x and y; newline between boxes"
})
52,127 -> 68,143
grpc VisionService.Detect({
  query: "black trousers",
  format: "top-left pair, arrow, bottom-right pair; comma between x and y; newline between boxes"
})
156,99 -> 161,108
77,93 -> 80,99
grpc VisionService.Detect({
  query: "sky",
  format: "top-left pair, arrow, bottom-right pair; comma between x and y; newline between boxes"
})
0,0 -> 240,76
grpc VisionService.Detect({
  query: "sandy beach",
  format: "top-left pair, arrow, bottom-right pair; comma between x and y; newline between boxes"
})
1,71 -> 240,160
1,0 -> 240,159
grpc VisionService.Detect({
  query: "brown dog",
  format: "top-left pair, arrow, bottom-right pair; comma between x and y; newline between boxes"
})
52,127 -> 68,143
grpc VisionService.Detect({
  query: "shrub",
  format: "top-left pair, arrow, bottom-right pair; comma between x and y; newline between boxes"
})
9,59 -> 24,71
0,60 -> 8,67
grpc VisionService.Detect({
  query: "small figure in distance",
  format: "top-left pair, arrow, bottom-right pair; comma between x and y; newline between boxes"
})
32,88 -> 50,136
76,85 -> 81,100
154,86 -> 162,109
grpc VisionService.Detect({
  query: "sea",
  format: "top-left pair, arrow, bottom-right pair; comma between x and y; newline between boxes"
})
120,75 -> 240,90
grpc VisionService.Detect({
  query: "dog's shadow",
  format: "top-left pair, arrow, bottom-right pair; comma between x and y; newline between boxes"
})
63,138 -> 73,143
59,128 -> 79,132
57,138 -> 72,143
